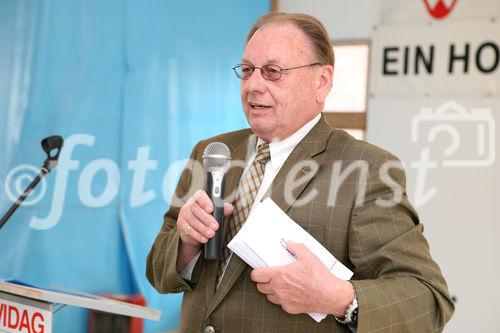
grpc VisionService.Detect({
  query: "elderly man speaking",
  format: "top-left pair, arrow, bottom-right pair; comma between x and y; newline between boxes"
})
146,12 -> 454,333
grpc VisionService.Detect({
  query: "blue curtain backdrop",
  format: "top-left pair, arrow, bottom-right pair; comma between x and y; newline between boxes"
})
0,0 -> 269,331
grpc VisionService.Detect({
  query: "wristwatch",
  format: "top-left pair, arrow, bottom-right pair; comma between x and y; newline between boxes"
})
334,290 -> 358,325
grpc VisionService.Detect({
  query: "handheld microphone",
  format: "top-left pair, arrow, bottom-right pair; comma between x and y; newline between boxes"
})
202,142 -> 231,260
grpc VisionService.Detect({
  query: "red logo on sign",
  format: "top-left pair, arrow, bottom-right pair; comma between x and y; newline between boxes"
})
423,0 -> 458,19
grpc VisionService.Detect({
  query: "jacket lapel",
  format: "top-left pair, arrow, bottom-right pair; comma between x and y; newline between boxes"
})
206,254 -> 247,316
265,115 -> 332,213
205,116 -> 333,317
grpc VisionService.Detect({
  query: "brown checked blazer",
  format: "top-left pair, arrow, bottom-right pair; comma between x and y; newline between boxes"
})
146,115 -> 454,333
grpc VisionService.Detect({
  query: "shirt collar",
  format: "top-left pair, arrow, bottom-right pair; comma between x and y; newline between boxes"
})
256,113 -> 321,170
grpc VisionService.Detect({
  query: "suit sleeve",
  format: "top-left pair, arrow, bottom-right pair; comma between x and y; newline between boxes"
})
348,154 -> 454,333
146,141 -> 205,293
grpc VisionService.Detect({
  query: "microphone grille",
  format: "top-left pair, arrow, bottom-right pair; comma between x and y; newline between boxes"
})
202,142 -> 231,172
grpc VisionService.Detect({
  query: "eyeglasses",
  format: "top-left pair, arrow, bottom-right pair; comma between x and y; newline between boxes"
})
232,63 -> 322,81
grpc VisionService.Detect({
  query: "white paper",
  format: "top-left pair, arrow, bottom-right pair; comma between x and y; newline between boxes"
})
228,198 -> 354,322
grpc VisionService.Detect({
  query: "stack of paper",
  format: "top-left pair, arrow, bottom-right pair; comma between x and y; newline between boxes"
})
228,198 -> 353,322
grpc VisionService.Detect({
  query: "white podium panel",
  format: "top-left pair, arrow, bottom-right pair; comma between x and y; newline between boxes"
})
0,291 -> 52,333
0,280 -> 161,332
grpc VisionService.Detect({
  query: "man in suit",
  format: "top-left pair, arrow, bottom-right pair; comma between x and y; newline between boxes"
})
146,12 -> 454,332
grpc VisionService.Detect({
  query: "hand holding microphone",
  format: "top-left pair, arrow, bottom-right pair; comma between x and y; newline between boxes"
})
176,142 -> 233,260
177,190 -> 233,249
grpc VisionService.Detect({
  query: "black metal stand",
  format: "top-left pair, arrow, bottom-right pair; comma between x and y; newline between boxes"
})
0,135 -> 63,230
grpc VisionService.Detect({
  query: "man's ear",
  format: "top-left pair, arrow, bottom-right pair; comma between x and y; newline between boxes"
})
316,65 -> 334,103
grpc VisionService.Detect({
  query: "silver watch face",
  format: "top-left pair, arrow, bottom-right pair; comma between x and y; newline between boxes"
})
351,307 -> 358,324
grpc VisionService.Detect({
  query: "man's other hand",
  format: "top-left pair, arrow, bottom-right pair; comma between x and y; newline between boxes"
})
250,241 -> 354,317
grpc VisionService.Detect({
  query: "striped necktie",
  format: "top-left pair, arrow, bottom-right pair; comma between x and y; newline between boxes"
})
217,142 -> 271,284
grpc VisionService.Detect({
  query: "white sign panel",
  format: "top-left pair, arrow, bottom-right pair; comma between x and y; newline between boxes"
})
365,97 -> 500,333
0,297 -> 52,333
370,19 -> 500,98
380,0 -> 500,24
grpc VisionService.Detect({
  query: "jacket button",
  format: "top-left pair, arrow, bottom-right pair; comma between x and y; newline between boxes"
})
204,326 -> 216,333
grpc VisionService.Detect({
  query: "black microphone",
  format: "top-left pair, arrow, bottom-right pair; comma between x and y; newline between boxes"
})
41,135 -> 63,172
202,142 -> 231,260
0,135 -> 64,230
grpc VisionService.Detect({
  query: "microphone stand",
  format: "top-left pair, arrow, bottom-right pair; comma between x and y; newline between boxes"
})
0,136 -> 63,230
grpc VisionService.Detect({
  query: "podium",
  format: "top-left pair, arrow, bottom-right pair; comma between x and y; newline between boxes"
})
0,280 -> 161,333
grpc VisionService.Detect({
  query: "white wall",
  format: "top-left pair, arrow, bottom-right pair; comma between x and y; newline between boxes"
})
278,1 -> 500,332
278,0 -> 379,40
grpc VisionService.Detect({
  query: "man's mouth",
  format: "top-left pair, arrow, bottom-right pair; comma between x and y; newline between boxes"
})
249,102 -> 271,110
